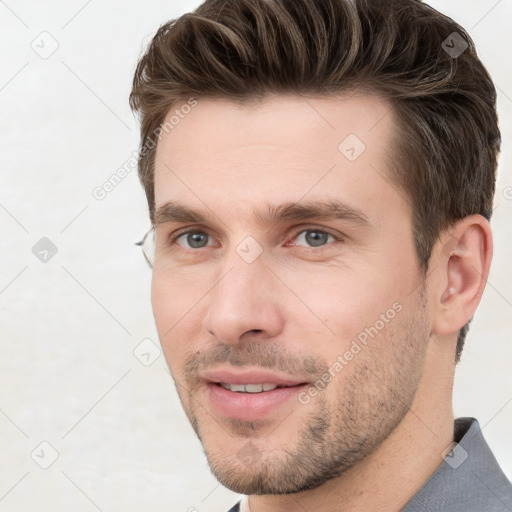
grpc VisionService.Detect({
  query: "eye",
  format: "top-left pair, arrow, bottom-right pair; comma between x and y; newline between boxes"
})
174,230 -> 215,249
293,229 -> 337,248
168,227 -> 340,252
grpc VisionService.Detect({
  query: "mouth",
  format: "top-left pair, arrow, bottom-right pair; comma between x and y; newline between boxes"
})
201,368 -> 310,422
217,382 -> 298,393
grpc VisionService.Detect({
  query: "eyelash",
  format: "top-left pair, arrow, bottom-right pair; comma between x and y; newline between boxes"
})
168,227 -> 343,251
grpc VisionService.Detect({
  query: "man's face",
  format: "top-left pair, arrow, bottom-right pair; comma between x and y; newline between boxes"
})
151,94 -> 431,494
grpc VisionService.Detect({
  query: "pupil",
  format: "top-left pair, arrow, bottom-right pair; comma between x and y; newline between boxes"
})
306,231 -> 328,247
188,232 -> 207,248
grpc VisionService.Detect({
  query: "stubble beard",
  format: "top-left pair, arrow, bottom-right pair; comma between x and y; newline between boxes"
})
174,302 -> 429,495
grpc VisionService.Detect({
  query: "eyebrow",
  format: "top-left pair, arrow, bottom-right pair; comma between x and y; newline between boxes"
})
154,199 -> 371,229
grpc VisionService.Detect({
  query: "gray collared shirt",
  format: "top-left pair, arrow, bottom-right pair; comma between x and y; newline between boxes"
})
403,417 -> 512,511
226,417 -> 512,511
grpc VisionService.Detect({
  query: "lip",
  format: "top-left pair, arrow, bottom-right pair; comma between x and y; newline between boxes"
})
202,367 -> 310,422
202,368 -> 308,387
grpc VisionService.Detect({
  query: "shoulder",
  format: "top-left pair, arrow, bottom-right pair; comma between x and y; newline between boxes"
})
226,502 -> 240,512
403,418 -> 512,512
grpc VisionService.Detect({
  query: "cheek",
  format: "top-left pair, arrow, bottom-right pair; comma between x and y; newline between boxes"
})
286,264 -> 417,376
151,270 -> 178,334
151,263 -> 214,326
287,266 -> 397,339
151,268 -> 206,374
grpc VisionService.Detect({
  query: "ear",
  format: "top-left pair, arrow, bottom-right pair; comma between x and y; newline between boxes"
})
431,215 -> 493,336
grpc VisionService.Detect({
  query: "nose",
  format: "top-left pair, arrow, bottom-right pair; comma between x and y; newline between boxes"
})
202,249 -> 285,345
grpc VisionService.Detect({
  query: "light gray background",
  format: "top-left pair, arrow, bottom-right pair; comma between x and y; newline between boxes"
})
1,1 -> 511,510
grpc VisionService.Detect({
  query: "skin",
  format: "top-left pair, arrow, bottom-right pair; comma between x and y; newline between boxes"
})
151,94 -> 493,512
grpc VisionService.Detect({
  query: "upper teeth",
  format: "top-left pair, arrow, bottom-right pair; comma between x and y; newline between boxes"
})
220,383 -> 279,393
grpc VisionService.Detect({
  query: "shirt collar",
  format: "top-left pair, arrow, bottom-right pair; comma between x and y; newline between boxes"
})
402,417 -> 512,511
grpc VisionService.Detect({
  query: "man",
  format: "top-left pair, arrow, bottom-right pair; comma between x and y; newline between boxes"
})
130,0 -> 512,510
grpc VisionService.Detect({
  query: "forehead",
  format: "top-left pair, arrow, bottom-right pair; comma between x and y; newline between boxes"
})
153,94 -> 403,222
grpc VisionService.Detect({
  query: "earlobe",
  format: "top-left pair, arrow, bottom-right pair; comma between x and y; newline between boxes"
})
432,215 -> 493,336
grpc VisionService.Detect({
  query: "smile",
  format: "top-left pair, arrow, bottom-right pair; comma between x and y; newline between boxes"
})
219,383 -> 294,393
200,368 -> 310,422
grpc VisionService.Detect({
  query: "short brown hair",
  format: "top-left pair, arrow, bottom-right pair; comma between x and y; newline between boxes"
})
130,0 -> 500,362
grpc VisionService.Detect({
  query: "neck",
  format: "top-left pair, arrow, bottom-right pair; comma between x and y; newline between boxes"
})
247,341 -> 455,512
